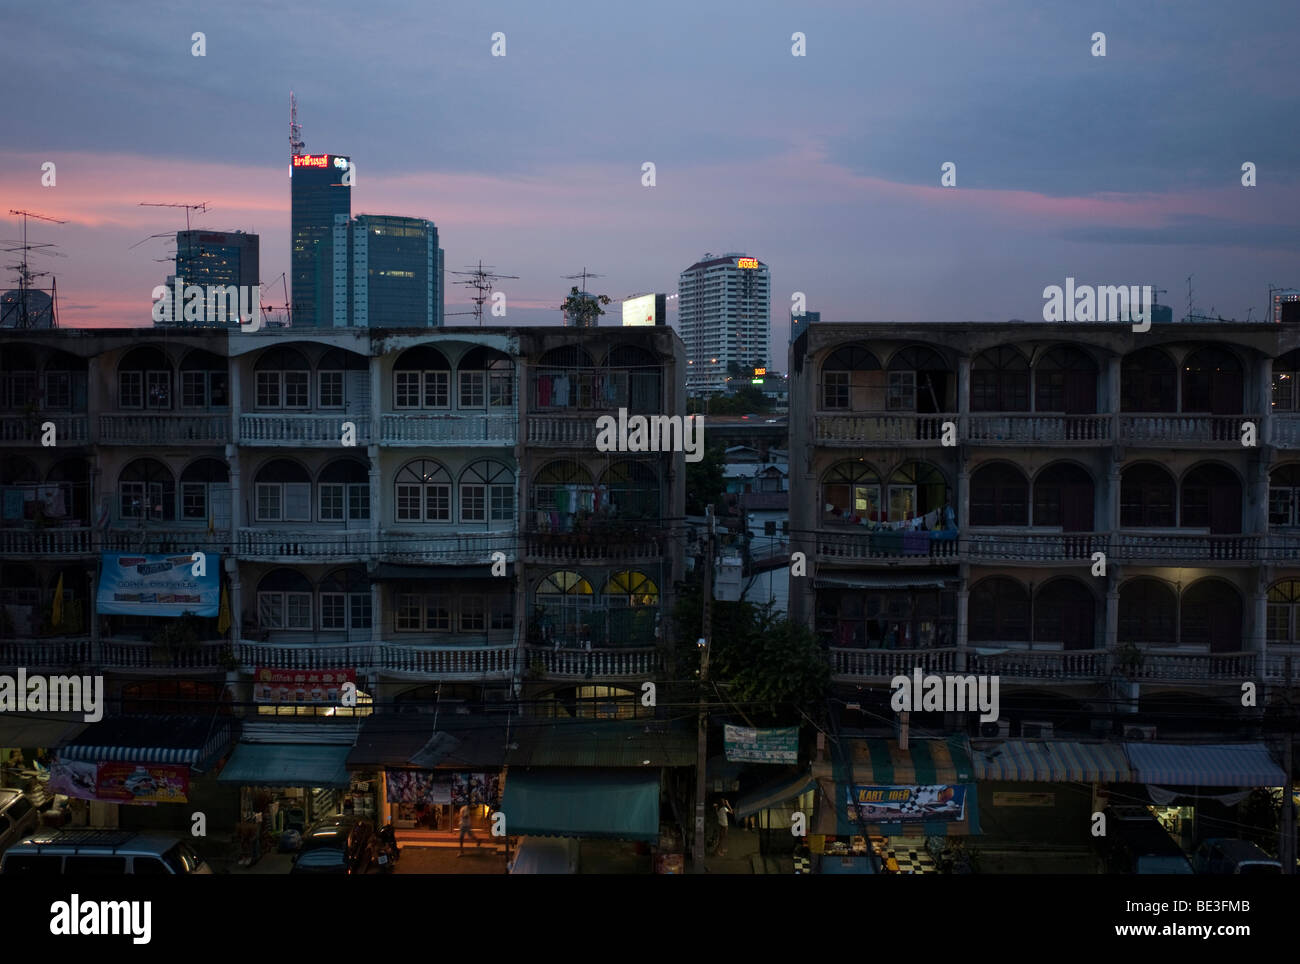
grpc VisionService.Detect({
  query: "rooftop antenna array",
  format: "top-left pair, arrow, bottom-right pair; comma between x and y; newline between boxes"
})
290,91 -> 305,156
447,260 -> 519,326
2,209 -> 67,328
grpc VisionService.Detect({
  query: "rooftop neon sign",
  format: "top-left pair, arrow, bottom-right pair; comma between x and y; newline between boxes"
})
736,257 -> 759,269
292,154 -> 330,168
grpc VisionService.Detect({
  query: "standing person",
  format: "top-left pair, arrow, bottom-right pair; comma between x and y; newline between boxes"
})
457,804 -> 482,857
714,799 -> 734,857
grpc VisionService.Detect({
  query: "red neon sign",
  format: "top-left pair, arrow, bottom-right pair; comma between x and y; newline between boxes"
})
292,154 -> 330,168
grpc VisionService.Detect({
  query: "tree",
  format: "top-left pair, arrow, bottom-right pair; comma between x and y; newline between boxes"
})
561,286 -> 611,328
685,444 -> 726,516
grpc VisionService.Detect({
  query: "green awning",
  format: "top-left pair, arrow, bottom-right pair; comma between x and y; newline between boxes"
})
218,743 -> 352,788
735,770 -> 815,819
500,768 -> 660,842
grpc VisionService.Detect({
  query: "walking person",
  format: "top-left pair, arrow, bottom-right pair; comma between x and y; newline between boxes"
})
714,798 -> 734,857
457,804 -> 482,857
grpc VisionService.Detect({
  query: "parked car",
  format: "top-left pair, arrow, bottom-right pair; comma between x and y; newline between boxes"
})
0,789 -> 40,856
290,817 -> 376,875
1192,838 -> 1283,875
0,829 -> 211,874
1100,807 -> 1194,874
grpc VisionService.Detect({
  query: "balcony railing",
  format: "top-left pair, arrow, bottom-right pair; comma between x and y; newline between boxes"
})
965,531 -> 1107,562
829,647 -> 960,679
1127,649 -> 1256,682
379,530 -> 512,565
526,415 -> 598,447
235,640 -> 376,671
99,413 -> 229,444
0,637 -> 93,669
1115,532 -> 1259,563
815,413 -> 956,446
1119,414 -> 1248,445
1265,533 -> 1300,563
523,531 -> 664,563
817,530 -> 959,563
103,526 -> 231,554
381,412 -> 516,445
524,646 -> 661,679
967,647 -> 1107,681
376,642 -> 515,678
0,526 -> 95,556
99,639 -> 230,671
237,527 -> 372,560
239,413 -> 370,446
966,414 -> 1111,444
1272,414 -> 1300,448
0,413 -> 89,445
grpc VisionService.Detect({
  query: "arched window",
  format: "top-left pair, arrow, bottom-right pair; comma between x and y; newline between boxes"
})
256,568 -> 313,631
971,347 -> 1029,412
536,345 -> 596,409
534,570 -> 595,647
969,577 -> 1029,642
1267,580 -> 1300,644
1121,463 -> 1176,528
970,463 -> 1028,526
40,349 -> 87,412
179,458 -> 229,524
179,349 -> 229,409
45,458 -> 91,525
316,348 -> 366,409
603,571 -> 659,607
1182,346 -> 1243,415
1181,464 -> 1241,533
821,461 -> 881,525
600,460 -> 660,519
118,347 -> 172,410
531,461 -> 595,530
1034,579 -> 1096,650
1270,464 -> 1300,527
1118,578 -> 1175,646
605,344 -> 661,414
1181,579 -> 1242,652
254,459 -> 311,522
459,460 -> 514,524
1033,463 -> 1094,530
319,568 -> 372,632
458,346 -> 513,410
1121,348 -> 1176,413
887,462 -> 946,523
319,460 -> 369,523
820,344 -> 882,411
119,458 -> 175,521
393,346 -> 451,410
1035,346 -> 1097,414
394,460 -> 451,523
254,347 -> 310,410
0,346 -> 37,411
604,571 -> 660,646
1273,350 -> 1300,412
888,346 -> 951,413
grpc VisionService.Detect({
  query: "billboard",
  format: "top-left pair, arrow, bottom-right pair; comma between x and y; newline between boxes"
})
253,668 -> 356,704
49,759 -> 189,804
846,784 -> 967,824
96,553 -> 220,617
724,725 -> 798,763
622,293 -> 661,327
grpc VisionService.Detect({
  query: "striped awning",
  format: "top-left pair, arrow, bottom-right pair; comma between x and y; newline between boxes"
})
59,715 -> 235,773
973,741 -> 1132,783
1124,743 -> 1285,788
824,736 -> 975,784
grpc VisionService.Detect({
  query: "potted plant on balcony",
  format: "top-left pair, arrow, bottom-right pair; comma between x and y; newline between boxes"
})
524,658 -> 547,681
152,611 -> 203,664
1115,642 -> 1145,678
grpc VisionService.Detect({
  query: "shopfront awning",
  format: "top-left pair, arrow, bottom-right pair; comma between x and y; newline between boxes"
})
218,743 -> 352,788
817,735 -> 975,784
58,715 -> 235,774
972,740 -> 1132,783
500,768 -> 660,842
0,713 -> 87,749
1124,743 -> 1285,788
735,770 -> 816,819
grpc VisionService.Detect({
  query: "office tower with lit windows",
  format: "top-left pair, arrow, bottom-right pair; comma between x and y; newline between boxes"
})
677,252 -> 770,394
332,214 -> 444,328
290,153 -> 351,327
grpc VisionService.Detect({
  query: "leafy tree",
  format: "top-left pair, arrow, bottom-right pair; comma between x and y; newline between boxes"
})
561,286 -> 611,328
685,444 -> 726,515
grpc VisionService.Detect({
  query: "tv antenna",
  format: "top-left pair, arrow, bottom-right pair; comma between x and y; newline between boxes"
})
447,260 -> 519,326
138,201 -> 210,233
3,209 -> 67,328
554,268 -> 610,328
290,91 -> 305,156
563,267 -> 604,292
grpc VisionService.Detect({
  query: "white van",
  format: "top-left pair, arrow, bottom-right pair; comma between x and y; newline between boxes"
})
1,829 -> 212,874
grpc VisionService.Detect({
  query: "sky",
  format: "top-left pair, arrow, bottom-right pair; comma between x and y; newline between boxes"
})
2,0 -> 1298,358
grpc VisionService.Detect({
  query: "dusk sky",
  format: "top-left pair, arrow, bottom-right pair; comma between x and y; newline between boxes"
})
3,0 -> 1298,356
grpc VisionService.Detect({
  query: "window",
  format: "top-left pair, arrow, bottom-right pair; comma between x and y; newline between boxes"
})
179,353 -> 229,409
1273,351 -> 1300,412
821,461 -> 882,525
970,463 -> 1029,526
119,371 -> 143,408
254,349 -> 311,409
147,371 -> 172,409
1268,581 -> 1300,644
461,596 -> 486,632
284,371 -> 309,407
118,459 -> 175,521
971,347 -> 1030,412
886,371 -> 915,411
969,577 -> 1030,642
256,482 -> 311,522
458,347 -> 514,409
318,371 -> 344,408
460,461 -> 513,524
319,482 -> 368,522
1118,578 -> 1175,646
396,595 -> 452,633
823,371 -> 849,408
1121,349 -> 1177,412
43,371 -> 71,409
395,461 -> 451,523
1271,466 -> 1300,526
1121,464 -> 1176,528
459,371 -> 485,408
258,591 -> 313,630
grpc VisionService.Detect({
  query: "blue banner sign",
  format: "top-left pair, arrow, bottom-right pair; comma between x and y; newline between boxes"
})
96,553 -> 220,617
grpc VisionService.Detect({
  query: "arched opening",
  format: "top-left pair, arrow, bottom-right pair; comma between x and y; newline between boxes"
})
1033,462 -> 1094,531
178,349 -> 229,409
319,567 -> 372,635
457,346 -> 513,410
1180,463 -> 1241,534
1121,348 -> 1176,413
255,568 -> 314,631
118,458 -> 176,521
887,462 -> 947,523
887,346 -> 951,413
318,459 -> 369,523
1034,345 -> 1098,414
1121,463 -> 1176,528
820,343 -> 883,411
820,461 -> 882,525
40,349 -> 89,412
605,344 -> 662,413
971,346 -> 1030,412
969,576 -> 1030,643
253,346 -> 310,409
599,460 -> 660,520
603,571 -> 660,647
1272,349 -> 1300,412
393,345 -> 451,410
1181,579 -> 1242,652
459,460 -> 514,525
393,460 -> 452,523
1118,578 -> 1175,647
1267,580 -> 1300,645
1182,346 -> 1243,415
0,346 -> 37,411
532,570 -> 594,648
970,463 -> 1028,526
1034,579 -> 1096,650
531,461 -> 594,532
178,458 -> 229,525
253,459 -> 312,522
316,348 -> 366,409
1269,464 -> 1300,527
118,346 -> 173,410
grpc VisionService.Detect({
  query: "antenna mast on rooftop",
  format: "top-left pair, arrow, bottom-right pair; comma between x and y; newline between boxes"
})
448,260 -> 519,326
290,91 -> 305,156
2,209 -> 67,328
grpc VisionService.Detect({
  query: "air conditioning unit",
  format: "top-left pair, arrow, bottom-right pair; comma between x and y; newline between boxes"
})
1021,721 -> 1054,739
980,720 -> 1012,738
1125,725 -> 1157,741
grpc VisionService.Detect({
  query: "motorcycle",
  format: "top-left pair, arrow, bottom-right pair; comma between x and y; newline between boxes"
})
376,823 -> 399,873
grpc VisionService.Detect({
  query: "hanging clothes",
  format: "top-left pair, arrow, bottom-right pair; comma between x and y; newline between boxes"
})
554,374 -> 570,407
538,375 -> 552,406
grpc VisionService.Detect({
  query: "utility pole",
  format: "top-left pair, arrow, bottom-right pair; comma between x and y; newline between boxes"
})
693,504 -> 715,870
